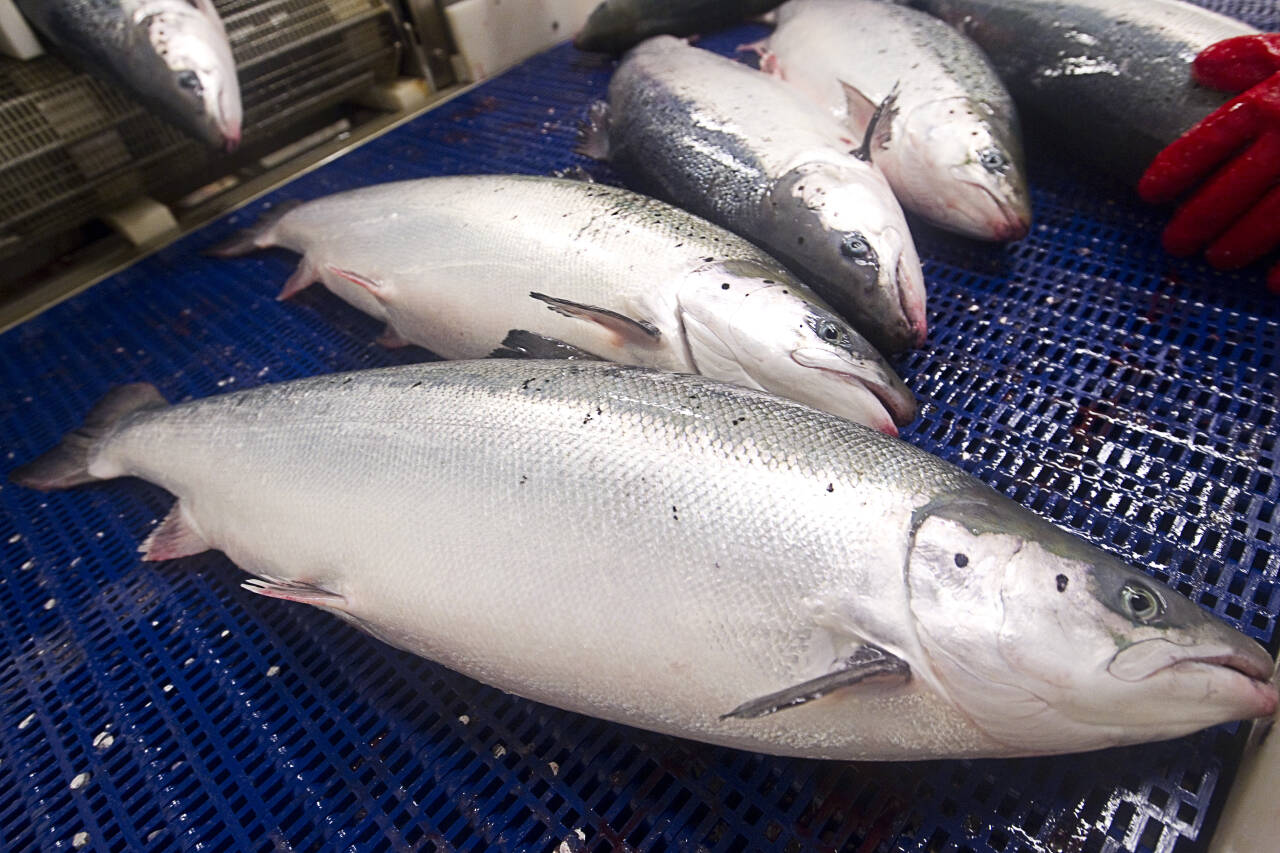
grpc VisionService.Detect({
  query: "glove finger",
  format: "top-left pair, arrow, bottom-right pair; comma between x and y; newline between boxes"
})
1194,34 -> 1280,91
1138,98 -> 1261,203
1204,184 -> 1280,269
1161,128 -> 1280,256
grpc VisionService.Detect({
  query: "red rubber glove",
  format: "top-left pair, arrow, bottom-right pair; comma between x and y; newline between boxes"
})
1138,34 -> 1280,293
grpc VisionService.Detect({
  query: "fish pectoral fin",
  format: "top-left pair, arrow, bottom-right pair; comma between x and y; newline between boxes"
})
489,329 -> 605,360
528,292 -> 661,347
140,502 -> 210,562
721,644 -> 910,720
852,82 -> 900,163
242,577 -> 346,609
327,265 -> 389,300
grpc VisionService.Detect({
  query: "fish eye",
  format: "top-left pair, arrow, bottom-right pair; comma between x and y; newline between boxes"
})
1119,582 -> 1163,624
840,232 -> 871,260
818,321 -> 841,343
176,70 -> 203,97
979,147 -> 1009,174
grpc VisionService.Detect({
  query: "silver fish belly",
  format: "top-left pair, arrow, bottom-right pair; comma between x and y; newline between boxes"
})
913,0 -> 1257,183
209,175 -> 915,433
765,0 -> 1031,241
597,36 -> 928,355
12,361 -> 1277,760
16,0 -> 242,150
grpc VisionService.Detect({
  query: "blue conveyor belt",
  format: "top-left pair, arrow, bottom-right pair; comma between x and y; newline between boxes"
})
2,3 -> 1279,850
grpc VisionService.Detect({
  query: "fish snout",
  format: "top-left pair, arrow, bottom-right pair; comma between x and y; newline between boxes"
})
1108,636 -> 1279,719
789,348 -> 916,432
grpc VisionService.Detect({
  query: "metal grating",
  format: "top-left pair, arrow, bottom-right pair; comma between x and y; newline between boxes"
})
1,2 -> 1278,851
0,0 -> 402,267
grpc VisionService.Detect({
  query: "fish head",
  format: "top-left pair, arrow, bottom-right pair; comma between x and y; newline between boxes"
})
895,97 -> 1031,241
136,1 -> 243,150
905,491 -> 1277,754
678,260 -> 916,434
768,162 -> 927,354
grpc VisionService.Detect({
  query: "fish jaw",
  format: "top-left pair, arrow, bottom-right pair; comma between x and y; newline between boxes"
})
788,348 -> 916,432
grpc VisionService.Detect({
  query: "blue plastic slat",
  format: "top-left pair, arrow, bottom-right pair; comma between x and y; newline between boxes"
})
2,2 -> 1279,850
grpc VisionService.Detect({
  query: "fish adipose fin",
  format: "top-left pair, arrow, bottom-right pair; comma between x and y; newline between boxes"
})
848,82 -> 900,163
242,577 -> 346,608
721,644 -> 910,720
489,329 -> 605,360
575,101 -> 612,161
529,292 -> 661,346
204,200 -> 304,257
9,384 -> 168,491
140,502 -> 210,561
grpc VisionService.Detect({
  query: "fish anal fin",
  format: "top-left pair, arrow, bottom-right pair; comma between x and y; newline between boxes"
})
721,644 -> 910,720
140,502 -> 210,562
376,325 -> 414,349
277,260 -> 319,300
242,577 -> 346,609
529,291 -> 660,348
489,329 -> 604,360
327,265 -> 389,300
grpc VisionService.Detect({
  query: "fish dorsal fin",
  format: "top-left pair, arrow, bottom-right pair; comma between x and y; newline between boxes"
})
140,502 -> 210,562
720,644 -> 910,719
529,292 -> 661,347
489,329 -> 604,360
841,80 -> 880,134
849,82 -> 901,163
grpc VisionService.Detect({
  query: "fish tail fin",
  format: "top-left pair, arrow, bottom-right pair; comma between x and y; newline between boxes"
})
203,199 -> 304,257
9,384 -> 168,491
575,100 -> 612,161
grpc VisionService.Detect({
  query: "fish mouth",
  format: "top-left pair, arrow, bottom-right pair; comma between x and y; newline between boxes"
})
1166,655 -> 1279,718
968,184 -> 1031,242
790,350 -> 916,433
1111,639 -> 1278,718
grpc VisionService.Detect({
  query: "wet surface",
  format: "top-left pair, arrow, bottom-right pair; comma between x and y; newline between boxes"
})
1,3 -> 1279,851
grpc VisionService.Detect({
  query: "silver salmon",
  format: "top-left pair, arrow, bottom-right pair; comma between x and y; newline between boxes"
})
16,0 -> 242,150
913,0 -> 1257,183
588,36 -> 927,354
764,0 -> 1031,241
209,175 -> 915,433
12,360 -> 1277,760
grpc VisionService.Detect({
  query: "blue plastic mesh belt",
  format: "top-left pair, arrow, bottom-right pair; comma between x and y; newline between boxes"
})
1,3 -> 1278,850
